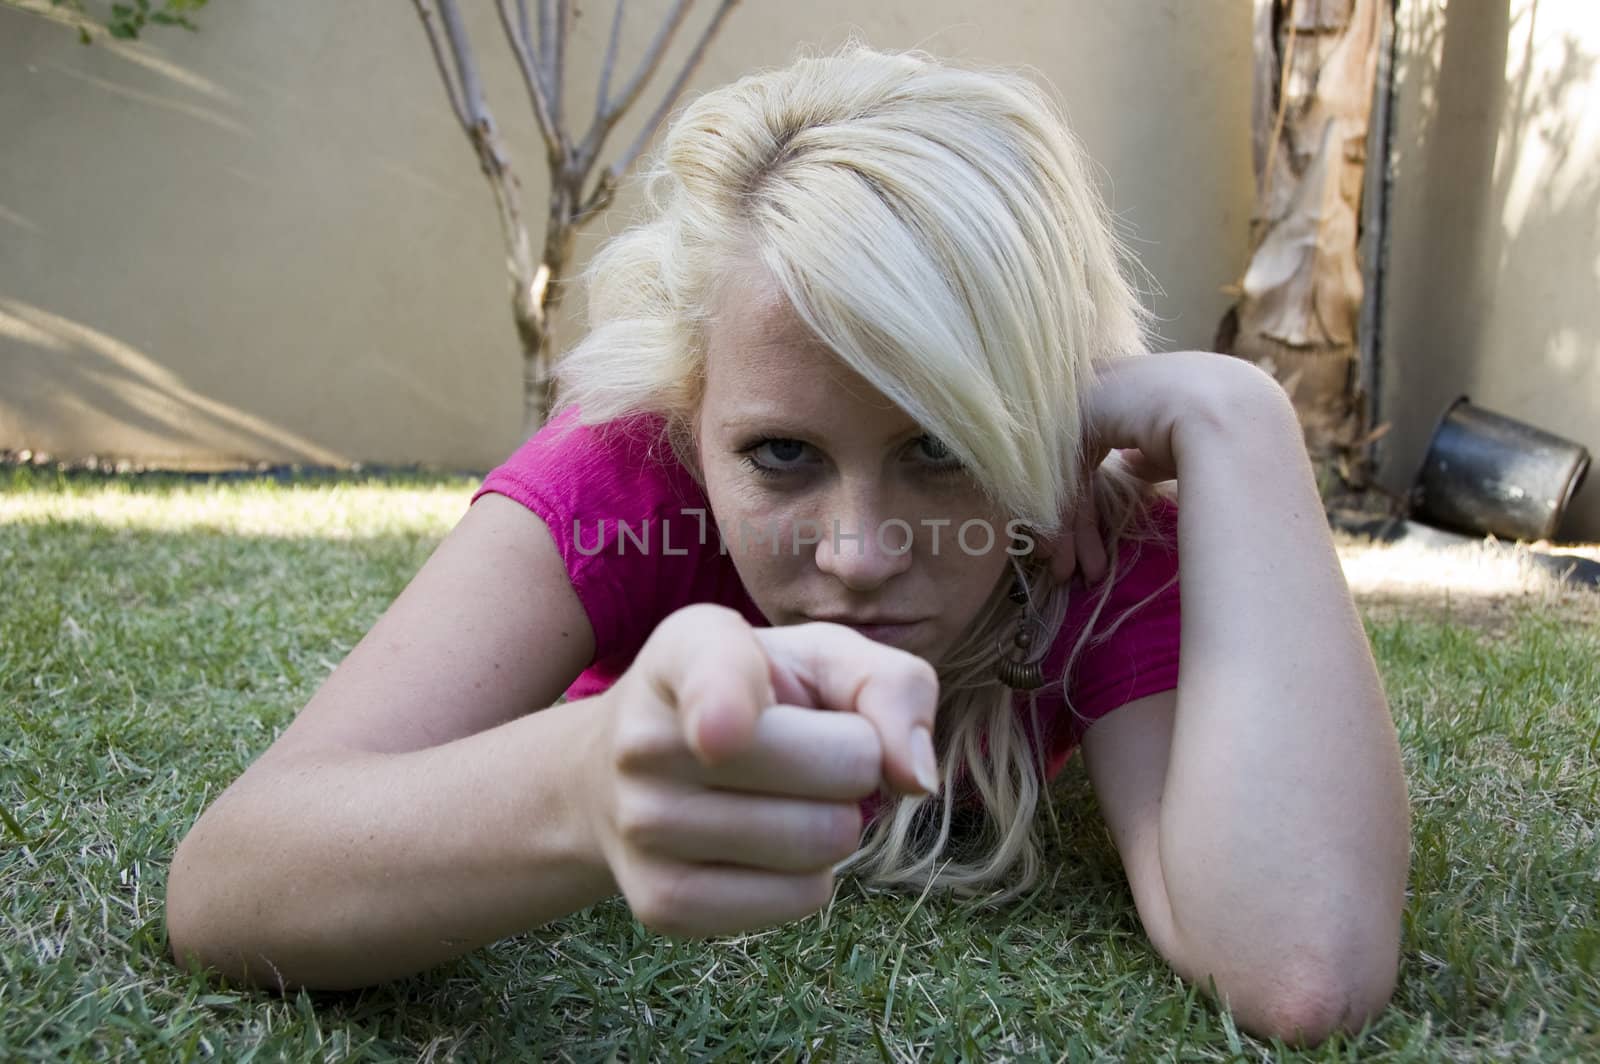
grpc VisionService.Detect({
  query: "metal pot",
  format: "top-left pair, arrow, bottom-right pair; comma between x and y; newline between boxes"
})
1412,397 -> 1591,542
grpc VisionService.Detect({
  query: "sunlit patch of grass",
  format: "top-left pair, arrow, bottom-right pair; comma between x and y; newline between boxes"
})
0,466 -> 475,539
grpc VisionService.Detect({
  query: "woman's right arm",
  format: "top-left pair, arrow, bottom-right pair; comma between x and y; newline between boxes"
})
165,494 -> 615,991
166,496 -> 939,992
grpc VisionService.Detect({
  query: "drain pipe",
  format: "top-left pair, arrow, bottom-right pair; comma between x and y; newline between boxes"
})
1358,0 -> 1401,477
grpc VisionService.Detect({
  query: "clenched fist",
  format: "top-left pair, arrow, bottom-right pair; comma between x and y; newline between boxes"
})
581,603 -> 941,937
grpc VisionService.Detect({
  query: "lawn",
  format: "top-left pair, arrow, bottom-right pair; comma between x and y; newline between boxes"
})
2,468 -> 1597,1061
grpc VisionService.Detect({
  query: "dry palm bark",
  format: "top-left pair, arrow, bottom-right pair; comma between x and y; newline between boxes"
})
413,0 -> 739,435
1220,0 -> 1390,486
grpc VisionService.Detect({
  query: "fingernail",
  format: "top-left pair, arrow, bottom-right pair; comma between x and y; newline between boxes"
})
910,725 -> 939,794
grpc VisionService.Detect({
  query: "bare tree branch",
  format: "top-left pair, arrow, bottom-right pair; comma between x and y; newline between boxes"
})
412,0 -> 468,130
574,0 -> 690,176
514,0 -> 557,110
605,0 -> 690,123
515,1 -> 547,95
496,0 -> 565,166
538,0 -> 557,96
551,0 -> 568,122
428,2 -> 533,273
516,0 -> 533,59
595,0 -> 624,123
590,0 -> 738,210
434,0 -> 491,128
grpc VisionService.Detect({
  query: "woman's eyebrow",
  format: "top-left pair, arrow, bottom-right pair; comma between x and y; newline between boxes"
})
719,410 -> 922,446
717,410 -> 810,436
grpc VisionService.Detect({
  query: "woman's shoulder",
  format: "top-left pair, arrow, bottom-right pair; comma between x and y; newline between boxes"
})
472,405 -> 745,667
473,404 -> 701,521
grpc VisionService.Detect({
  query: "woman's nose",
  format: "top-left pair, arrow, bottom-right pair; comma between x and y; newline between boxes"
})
811,487 -> 915,591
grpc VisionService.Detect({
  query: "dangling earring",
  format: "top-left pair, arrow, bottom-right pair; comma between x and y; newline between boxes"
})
995,576 -> 1047,691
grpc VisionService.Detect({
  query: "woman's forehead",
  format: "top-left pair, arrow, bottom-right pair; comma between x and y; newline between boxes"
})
707,366 -> 911,441
701,268 -> 920,440
703,321 -> 906,432
707,269 -> 819,359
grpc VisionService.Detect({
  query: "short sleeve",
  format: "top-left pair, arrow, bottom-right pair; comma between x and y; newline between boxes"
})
470,405 -> 730,686
1058,498 -> 1182,749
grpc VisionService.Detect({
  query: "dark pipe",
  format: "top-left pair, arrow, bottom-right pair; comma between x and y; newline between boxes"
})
1412,397 -> 1591,542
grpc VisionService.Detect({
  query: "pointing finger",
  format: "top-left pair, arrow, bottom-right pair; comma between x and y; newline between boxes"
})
645,604 -> 775,765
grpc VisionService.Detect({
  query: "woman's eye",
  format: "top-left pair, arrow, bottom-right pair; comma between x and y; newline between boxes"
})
737,435 -> 962,480
764,439 -> 808,463
912,435 -> 963,473
738,437 -> 813,478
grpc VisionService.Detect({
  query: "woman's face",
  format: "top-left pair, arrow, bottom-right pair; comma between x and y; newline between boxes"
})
695,271 -> 1014,665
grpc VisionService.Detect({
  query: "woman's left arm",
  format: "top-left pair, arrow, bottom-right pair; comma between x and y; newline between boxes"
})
1075,351 -> 1411,1047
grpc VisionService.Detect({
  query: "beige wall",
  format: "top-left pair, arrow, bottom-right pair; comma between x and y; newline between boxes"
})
0,0 -> 1254,473
1378,0 -> 1600,540
5,2 -> 1596,538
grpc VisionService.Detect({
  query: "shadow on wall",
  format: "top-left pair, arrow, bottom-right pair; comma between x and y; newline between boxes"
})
0,299 -> 347,467
1,2 -> 523,470
1381,0 -> 1600,540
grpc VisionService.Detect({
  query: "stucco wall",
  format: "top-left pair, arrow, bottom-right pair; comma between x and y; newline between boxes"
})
1378,0 -> 1600,540
0,0 -> 1254,473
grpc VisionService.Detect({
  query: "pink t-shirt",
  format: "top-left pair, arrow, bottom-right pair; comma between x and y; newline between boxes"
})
471,405 -> 1181,781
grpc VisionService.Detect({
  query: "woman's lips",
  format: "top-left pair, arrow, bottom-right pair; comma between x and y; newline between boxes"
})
807,617 -> 928,646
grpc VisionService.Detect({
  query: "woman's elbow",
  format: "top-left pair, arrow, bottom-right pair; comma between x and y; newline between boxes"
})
164,833 -> 292,994
165,839 -> 225,983
1242,949 -> 1400,1048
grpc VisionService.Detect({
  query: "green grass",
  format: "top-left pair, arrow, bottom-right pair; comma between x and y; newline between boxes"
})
3,468 -> 1598,1061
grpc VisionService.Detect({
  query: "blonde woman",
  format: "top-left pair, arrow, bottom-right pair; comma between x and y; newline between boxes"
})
166,42 -> 1410,1048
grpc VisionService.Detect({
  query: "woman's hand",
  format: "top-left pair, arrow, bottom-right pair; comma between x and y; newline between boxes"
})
581,603 -> 940,938
1035,352 -> 1289,585
1081,351 -> 1288,476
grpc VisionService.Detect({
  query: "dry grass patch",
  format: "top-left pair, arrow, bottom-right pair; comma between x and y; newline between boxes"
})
1335,530 -> 1600,635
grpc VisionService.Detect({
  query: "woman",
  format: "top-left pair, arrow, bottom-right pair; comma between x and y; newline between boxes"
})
165,42 -> 1410,1047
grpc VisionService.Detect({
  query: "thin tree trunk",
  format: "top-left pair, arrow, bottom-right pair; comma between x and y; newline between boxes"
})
416,0 -> 739,437
1222,0 -> 1390,488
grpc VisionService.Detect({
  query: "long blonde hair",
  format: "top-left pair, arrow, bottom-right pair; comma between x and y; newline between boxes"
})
558,40 -> 1167,901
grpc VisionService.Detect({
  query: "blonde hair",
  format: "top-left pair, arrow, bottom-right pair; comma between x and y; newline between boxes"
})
558,40 -> 1168,901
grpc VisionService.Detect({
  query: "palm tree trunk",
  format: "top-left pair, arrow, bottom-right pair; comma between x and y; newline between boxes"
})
1223,0 -> 1391,487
